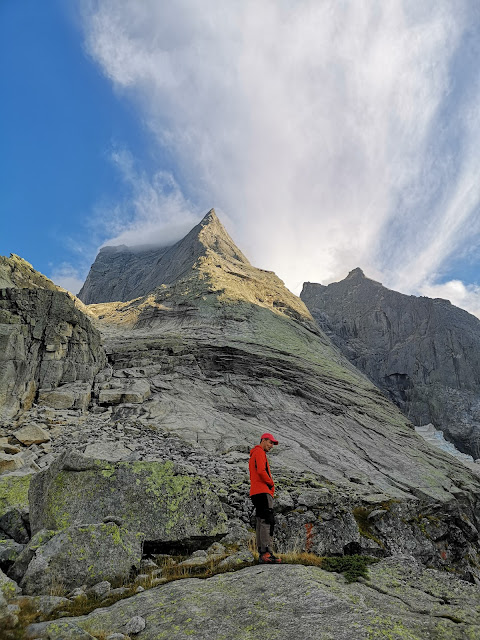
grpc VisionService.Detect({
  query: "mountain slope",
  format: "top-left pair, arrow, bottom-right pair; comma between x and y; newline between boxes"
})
2,213 -> 480,587
301,268 -> 480,459
82,213 -> 480,507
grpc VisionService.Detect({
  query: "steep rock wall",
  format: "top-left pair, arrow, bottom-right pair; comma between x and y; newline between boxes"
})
301,269 -> 480,458
0,287 -> 106,420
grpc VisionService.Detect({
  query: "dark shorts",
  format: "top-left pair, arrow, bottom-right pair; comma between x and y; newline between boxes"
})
251,493 -> 274,523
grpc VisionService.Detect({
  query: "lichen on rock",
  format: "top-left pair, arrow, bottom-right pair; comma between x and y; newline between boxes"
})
29,450 -> 227,545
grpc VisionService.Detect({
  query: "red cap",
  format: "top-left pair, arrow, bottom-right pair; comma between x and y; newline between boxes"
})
261,433 -> 278,445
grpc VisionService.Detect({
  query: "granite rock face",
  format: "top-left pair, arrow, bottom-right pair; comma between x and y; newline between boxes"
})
2,211 -> 480,636
0,255 -> 60,292
78,210 -> 249,304
0,258 -> 106,420
26,559 -> 480,640
301,269 -> 480,459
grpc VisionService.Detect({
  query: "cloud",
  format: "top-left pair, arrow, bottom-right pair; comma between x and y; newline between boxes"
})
48,262 -> 86,295
419,280 -> 480,320
81,1 -> 480,314
97,148 -> 200,248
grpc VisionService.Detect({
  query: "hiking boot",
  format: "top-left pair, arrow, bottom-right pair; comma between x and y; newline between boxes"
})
258,551 -> 282,564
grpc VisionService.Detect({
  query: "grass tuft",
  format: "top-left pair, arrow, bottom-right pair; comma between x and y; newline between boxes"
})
320,555 -> 379,582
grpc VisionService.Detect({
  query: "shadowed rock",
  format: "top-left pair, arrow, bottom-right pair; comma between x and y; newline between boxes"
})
0,256 -> 106,421
301,269 -> 480,458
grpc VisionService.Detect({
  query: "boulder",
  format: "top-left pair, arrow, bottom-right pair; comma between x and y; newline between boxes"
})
83,442 -> 132,462
0,473 -> 32,518
98,379 -> 151,405
26,620 -> 97,639
0,506 -> 30,543
0,451 -> 23,474
0,588 -> 17,631
20,522 -> 143,595
29,450 -> 227,544
15,594 -> 70,616
8,529 -> 57,583
0,539 -> 24,565
0,566 -> 21,599
38,382 -> 92,411
14,424 -> 51,446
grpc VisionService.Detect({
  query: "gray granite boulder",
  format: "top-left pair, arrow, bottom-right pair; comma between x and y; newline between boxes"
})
20,522 -> 143,595
0,539 -> 24,566
0,566 -> 21,599
8,529 -> 57,583
29,450 -> 227,544
0,506 -> 30,543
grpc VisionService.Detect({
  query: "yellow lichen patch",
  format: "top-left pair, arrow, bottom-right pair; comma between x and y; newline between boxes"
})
0,473 -> 32,517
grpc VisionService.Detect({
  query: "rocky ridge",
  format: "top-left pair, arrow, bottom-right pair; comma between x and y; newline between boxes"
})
0,257 -> 106,423
301,268 -> 480,459
1,211 -> 480,638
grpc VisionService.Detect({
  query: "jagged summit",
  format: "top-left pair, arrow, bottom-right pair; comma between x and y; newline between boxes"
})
78,209 -> 312,329
346,267 -> 365,279
301,270 -> 480,459
78,209 -> 250,305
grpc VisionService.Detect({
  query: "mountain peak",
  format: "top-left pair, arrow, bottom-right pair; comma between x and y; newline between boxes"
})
346,267 -> 365,280
195,208 -> 250,265
78,209 -> 250,304
200,208 -> 219,225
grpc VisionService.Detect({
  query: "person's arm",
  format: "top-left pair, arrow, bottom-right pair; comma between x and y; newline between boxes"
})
252,449 -> 274,487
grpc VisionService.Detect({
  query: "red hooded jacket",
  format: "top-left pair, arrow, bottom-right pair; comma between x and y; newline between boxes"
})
249,445 -> 275,496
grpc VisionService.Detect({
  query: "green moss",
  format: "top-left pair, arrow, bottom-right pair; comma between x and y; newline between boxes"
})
0,473 -> 32,517
321,555 -> 379,583
352,507 -> 383,547
367,615 -> 421,639
0,578 -> 18,598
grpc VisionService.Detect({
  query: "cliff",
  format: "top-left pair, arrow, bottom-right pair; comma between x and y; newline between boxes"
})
301,268 -> 480,459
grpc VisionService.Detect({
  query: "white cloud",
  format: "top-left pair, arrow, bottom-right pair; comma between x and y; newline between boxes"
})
48,263 -> 86,295
97,148 -> 200,248
419,280 -> 480,320
81,1 -> 480,313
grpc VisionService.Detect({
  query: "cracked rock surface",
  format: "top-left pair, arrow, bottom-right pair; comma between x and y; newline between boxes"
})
26,558 -> 480,640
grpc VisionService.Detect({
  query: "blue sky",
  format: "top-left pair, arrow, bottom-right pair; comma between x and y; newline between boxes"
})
2,1 -> 480,317
0,1 -> 158,286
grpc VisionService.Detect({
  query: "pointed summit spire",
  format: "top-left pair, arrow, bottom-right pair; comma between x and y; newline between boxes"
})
78,209 -> 250,303
196,208 -> 250,265
200,208 -> 219,225
346,267 -> 365,279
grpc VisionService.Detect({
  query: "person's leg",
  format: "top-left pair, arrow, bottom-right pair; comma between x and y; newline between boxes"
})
257,516 -> 272,553
265,494 -> 274,552
252,494 -> 270,552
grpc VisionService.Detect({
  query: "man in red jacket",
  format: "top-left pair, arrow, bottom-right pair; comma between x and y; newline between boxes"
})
249,432 -> 282,564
